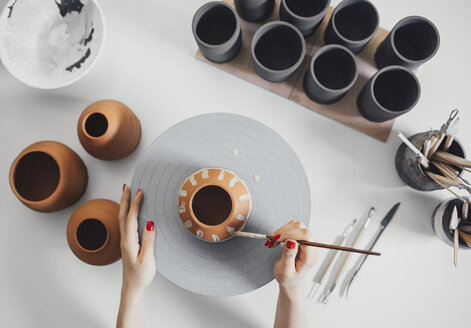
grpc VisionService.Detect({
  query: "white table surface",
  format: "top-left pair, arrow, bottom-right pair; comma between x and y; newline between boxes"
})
1,0 -> 470,327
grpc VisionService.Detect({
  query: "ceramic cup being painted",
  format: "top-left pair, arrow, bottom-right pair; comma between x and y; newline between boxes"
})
9,141 -> 88,212
192,1 -> 242,63
303,44 -> 357,104
395,131 -> 465,191
251,21 -> 306,82
77,100 -> 142,160
234,0 -> 275,23
0,0 -> 105,89
357,65 -> 420,122
279,0 -> 330,37
432,198 -> 471,249
375,16 -> 440,70
178,167 -> 252,242
324,0 -> 379,54
67,199 -> 121,265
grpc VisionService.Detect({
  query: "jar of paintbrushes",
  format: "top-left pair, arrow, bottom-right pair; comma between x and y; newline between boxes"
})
395,110 -> 470,192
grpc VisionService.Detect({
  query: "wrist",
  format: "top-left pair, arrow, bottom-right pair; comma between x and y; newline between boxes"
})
121,281 -> 145,306
279,283 -> 304,300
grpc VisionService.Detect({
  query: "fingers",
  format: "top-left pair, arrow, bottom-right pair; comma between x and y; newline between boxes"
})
125,189 -> 144,241
277,239 -> 298,275
139,220 -> 156,263
119,184 -> 131,236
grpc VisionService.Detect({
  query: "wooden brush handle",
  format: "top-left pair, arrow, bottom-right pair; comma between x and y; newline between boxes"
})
266,236 -> 381,256
433,151 -> 471,168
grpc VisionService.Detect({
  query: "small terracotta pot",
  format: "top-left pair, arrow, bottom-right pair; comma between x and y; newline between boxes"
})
67,199 -> 121,265
9,141 -> 88,212
178,168 -> 252,242
77,100 -> 141,160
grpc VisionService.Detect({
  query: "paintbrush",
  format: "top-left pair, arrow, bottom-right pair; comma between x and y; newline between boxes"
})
232,231 -> 381,256
433,151 -> 471,168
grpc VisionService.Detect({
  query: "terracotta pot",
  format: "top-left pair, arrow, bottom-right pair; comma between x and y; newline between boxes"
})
9,141 -> 88,212
67,199 -> 121,265
77,100 -> 141,160
178,168 -> 252,242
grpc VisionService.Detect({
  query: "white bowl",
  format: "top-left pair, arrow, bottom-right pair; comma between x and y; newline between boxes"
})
0,0 -> 105,89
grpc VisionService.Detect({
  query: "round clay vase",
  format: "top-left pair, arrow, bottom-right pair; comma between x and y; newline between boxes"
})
9,141 -> 88,212
177,168 -> 252,242
67,199 -> 121,265
77,100 -> 141,160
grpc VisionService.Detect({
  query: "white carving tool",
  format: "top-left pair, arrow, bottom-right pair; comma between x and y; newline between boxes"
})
449,206 -> 460,267
307,219 -> 357,300
318,207 -> 376,304
397,132 -> 429,168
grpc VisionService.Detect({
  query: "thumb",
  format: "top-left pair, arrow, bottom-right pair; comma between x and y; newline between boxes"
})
278,239 -> 298,272
140,220 -> 156,261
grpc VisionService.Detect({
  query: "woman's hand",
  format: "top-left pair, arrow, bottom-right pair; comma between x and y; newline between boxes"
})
269,220 -> 317,290
117,185 -> 156,328
270,220 -> 317,328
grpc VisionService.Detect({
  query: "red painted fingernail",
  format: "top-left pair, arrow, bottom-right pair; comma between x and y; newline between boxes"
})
273,234 -> 281,240
146,221 -> 154,231
286,240 -> 295,249
269,240 -> 274,248
264,240 -> 269,246
122,184 -> 126,191
137,189 -> 142,195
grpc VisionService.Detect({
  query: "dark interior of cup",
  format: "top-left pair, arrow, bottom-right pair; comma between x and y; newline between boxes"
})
334,1 -> 378,41
196,5 -> 236,45
192,185 -> 232,226
77,218 -> 108,251
394,20 -> 439,61
373,69 -> 419,112
286,0 -> 329,17
85,113 -> 108,137
14,151 -> 60,202
254,25 -> 303,70
314,48 -> 356,89
441,199 -> 470,247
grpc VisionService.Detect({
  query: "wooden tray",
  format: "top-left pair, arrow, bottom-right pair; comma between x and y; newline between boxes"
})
196,0 -> 393,142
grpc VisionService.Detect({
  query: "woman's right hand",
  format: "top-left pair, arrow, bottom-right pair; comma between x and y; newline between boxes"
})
269,220 -> 317,291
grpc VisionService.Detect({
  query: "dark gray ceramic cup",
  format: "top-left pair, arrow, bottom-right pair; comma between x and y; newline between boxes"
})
234,0 -> 275,22
375,16 -> 440,70
279,0 -> 331,37
395,131 -> 465,191
357,66 -> 420,122
251,21 -> 306,82
303,44 -> 357,104
432,198 -> 471,249
324,0 -> 379,54
192,2 -> 242,63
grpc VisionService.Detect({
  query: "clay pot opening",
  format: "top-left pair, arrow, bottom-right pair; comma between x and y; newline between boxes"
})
334,1 -> 378,41
254,25 -> 304,70
313,47 -> 357,90
393,19 -> 439,62
85,113 -> 108,138
285,0 -> 329,18
13,151 -> 60,202
372,69 -> 419,112
76,218 -> 109,252
196,5 -> 237,45
191,185 -> 233,226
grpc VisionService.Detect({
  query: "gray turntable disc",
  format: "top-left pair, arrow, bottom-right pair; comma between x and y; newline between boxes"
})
131,113 -> 310,296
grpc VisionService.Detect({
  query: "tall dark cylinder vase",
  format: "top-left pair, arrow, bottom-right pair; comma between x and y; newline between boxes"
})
357,65 -> 420,122
234,0 -> 275,22
303,44 -> 357,104
324,0 -> 379,54
375,16 -> 440,70
192,1 -> 242,63
251,21 -> 306,82
279,0 -> 330,37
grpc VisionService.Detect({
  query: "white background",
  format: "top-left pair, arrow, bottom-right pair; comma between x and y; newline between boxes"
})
1,0 -> 470,327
